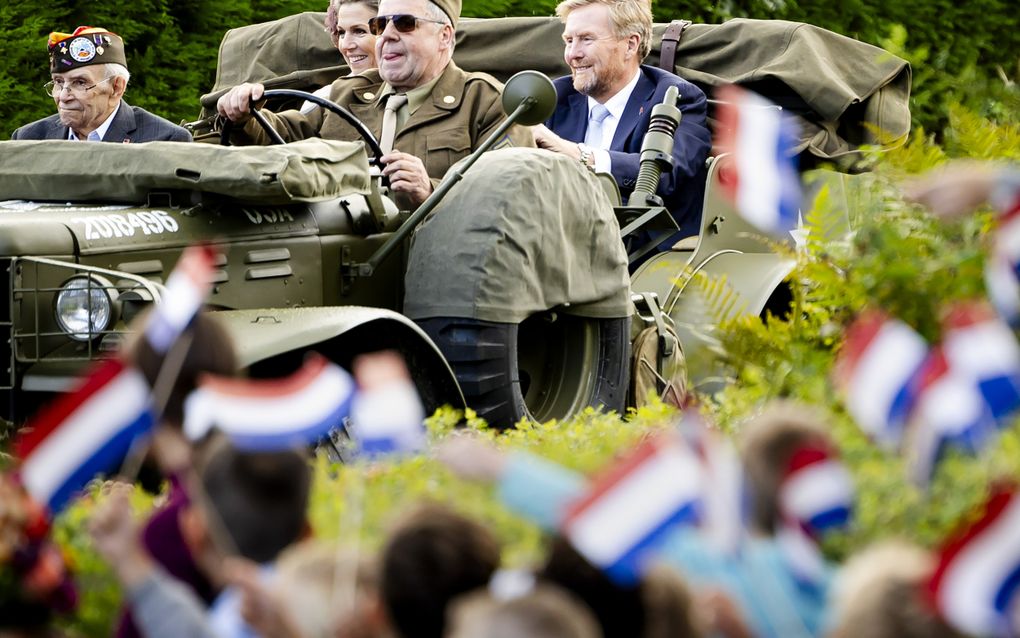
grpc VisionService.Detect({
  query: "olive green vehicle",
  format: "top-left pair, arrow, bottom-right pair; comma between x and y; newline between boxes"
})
0,15 -> 909,430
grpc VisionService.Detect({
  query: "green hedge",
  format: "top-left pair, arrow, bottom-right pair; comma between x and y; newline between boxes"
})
2,0 -> 1015,138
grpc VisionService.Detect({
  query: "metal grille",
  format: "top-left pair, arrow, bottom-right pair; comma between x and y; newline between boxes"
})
10,257 -> 164,367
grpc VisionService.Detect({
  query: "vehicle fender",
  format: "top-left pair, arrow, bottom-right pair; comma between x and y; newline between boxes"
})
631,250 -> 795,387
211,306 -> 465,413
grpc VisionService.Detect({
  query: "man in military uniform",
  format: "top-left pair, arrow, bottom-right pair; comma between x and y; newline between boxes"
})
217,0 -> 534,208
13,27 -> 191,143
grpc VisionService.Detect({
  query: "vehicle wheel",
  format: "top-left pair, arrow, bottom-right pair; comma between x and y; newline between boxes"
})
417,313 -> 630,429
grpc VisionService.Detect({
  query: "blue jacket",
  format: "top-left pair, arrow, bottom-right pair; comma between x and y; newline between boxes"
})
12,100 -> 192,143
545,65 -> 711,239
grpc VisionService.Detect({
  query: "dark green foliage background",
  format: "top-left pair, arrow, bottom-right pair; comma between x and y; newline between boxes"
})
2,0 -> 1016,138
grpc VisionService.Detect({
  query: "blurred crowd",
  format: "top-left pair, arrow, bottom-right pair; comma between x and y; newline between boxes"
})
0,162 -> 1017,638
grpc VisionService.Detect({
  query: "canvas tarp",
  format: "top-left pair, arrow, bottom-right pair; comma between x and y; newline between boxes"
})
403,147 -> 631,322
203,14 -> 910,160
0,139 -> 370,204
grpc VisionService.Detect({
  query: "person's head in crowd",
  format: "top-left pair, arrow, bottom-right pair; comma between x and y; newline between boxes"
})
828,541 -> 966,638
640,564 -> 703,638
538,536 -> 645,638
181,434 -> 312,581
380,502 -> 499,638
276,541 -> 390,638
325,0 -> 381,74
738,400 -> 833,534
369,0 -> 458,92
554,0 -> 652,103
45,27 -> 130,139
127,312 -> 238,486
446,583 -> 602,638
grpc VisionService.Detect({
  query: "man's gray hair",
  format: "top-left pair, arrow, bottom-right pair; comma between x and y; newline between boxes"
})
103,63 -> 131,85
424,0 -> 452,28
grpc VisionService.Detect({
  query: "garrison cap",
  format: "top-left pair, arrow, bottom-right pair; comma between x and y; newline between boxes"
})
430,0 -> 462,28
49,27 -> 127,74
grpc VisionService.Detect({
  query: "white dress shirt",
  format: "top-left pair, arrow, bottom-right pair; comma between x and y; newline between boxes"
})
68,101 -> 122,141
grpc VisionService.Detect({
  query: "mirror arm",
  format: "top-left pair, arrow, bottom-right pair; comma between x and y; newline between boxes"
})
357,97 -> 536,276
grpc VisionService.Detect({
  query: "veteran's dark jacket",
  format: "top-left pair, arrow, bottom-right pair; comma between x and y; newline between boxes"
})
12,100 -> 192,143
238,63 -> 534,185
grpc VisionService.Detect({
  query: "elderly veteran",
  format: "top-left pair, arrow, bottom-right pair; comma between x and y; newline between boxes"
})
217,0 -> 534,208
13,27 -> 191,143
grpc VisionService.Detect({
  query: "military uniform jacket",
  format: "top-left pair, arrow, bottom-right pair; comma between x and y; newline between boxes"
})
12,100 -> 192,143
242,62 -> 534,184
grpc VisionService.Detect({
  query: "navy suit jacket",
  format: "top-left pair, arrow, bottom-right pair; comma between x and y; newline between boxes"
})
546,65 -> 711,239
12,100 -> 192,143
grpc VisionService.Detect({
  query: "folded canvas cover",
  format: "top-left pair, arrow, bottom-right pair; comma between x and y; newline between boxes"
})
0,138 -> 370,204
404,148 -> 631,322
204,14 -> 910,160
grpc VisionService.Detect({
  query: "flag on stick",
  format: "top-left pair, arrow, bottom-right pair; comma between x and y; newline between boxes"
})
145,245 -> 218,353
184,353 -> 355,451
715,84 -> 802,235
15,359 -> 154,513
941,302 -> 1020,422
832,310 -> 929,447
930,485 -> 1020,638
561,433 -> 703,585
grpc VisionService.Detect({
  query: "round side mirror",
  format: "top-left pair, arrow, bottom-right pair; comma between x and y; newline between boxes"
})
501,71 -> 557,126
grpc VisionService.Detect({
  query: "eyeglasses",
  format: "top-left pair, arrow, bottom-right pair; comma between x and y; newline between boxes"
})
367,14 -> 447,35
44,76 -> 113,97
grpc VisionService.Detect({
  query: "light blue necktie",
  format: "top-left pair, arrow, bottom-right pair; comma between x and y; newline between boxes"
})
584,104 -> 611,147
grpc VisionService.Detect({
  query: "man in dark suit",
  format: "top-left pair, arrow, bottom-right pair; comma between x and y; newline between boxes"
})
534,0 -> 710,241
12,26 -> 190,143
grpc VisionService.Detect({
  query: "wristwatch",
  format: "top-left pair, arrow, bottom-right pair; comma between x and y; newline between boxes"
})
577,143 -> 595,171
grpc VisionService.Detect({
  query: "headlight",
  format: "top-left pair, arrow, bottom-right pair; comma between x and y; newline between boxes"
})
54,275 -> 119,341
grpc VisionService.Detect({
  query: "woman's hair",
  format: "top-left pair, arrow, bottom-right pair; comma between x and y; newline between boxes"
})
325,0 -> 381,48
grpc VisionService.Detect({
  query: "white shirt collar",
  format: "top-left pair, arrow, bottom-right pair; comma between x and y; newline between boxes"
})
68,101 -> 121,142
587,68 -> 641,122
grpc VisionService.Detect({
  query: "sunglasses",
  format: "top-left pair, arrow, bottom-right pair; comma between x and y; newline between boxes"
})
368,14 -> 447,35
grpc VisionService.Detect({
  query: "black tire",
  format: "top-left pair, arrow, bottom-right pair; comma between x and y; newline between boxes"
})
417,313 -> 630,429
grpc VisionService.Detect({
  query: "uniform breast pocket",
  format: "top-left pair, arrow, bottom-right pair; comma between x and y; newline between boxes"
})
425,128 -> 471,179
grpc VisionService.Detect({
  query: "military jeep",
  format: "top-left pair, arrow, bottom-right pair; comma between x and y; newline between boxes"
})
0,15 -> 910,430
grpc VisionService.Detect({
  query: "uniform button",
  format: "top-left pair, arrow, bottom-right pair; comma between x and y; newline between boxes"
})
443,95 -> 455,104
363,92 -> 375,100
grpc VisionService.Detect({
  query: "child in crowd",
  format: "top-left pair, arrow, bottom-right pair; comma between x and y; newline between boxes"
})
380,502 -> 501,638
116,312 -> 238,638
446,583 -> 601,638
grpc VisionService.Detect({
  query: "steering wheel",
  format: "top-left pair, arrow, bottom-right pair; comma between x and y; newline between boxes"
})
219,88 -> 385,168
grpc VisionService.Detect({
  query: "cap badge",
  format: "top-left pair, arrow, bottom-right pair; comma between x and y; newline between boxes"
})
68,37 -> 96,63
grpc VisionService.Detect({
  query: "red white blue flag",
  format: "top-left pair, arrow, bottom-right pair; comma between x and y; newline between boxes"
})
985,205 -> 1020,326
561,432 -> 703,585
348,375 -> 426,459
906,348 -> 998,487
715,84 -> 802,235
941,302 -> 1020,422
145,245 -> 218,353
779,446 -> 854,539
15,358 -> 154,513
930,485 -> 1020,638
184,353 -> 355,451
833,310 -> 930,448
775,445 -> 853,585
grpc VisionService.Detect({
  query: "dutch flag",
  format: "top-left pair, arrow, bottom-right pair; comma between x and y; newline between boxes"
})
906,347 -> 999,487
985,205 -> 1020,326
931,485 -> 1020,638
15,358 -> 154,514
561,432 -> 703,585
145,245 -> 218,353
775,445 -> 853,586
184,353 -> 355,451
715,84 -> 802,236
833,310 -> 930,448
941,302 -> 1020,422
